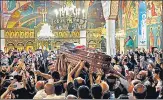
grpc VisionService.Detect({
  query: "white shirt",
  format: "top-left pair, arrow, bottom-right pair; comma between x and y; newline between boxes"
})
11,71 -> 19,76
43,94 -> 65,99
33,89 -> 47,99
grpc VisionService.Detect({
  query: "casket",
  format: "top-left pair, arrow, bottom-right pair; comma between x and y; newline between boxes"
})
59,43 -> 111,68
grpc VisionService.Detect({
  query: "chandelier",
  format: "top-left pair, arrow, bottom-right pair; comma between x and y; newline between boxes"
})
53,1 -> 87,32
38,23 -> 53,40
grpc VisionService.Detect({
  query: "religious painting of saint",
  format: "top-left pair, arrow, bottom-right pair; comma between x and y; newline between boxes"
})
156,27 -> 161,49
100,36 -> 106,52
147,2 -> 152,18
149,27 -> 154,48
151,2 -> 157,16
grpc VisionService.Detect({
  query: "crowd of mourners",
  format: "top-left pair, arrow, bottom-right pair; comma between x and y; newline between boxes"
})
0,47 -> 163,99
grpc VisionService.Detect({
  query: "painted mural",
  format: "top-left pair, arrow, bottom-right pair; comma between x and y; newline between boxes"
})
87,1 -> 105,29
1,0 -> 103,30
1,1 -> 30,28
117,1 -> 162,49
1,1 -> 62,29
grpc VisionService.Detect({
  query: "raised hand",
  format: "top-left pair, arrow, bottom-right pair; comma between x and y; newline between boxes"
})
7,84 -> 15,91
34,70 -> 41,75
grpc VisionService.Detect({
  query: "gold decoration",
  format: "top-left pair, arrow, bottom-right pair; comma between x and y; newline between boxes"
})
5,28 -> 34,38
109,1 -> 119,19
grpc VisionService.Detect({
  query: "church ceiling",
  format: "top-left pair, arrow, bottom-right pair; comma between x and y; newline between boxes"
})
1,0 -> 105,29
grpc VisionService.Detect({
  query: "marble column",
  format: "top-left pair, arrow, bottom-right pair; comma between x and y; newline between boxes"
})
80,30 -> 86,46
0,30 -> 5,51
101,1 -> 119,56
106,19 -> 111,55
105,19 -> 116,56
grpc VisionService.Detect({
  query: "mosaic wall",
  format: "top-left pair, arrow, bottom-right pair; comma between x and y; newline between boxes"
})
1,0 -> 104,30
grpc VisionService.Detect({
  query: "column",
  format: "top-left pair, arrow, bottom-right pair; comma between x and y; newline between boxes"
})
0,30 -> 5,51
106,19 -> 116,56
108,19 -> 116,56
106,19 -> 111,55
161,3 -> 163,49
80,30 -> 86,46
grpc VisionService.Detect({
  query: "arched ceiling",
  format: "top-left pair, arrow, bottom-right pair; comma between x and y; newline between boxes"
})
1,0 -> 118,29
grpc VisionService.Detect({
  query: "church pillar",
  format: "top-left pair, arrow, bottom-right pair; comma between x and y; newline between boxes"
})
105,19 -> 111,55
80,30 -> 86,46
101,1 -> 119,56
161,3 -> 163,50
0,30 -> 5,52
106,19 -> 116,56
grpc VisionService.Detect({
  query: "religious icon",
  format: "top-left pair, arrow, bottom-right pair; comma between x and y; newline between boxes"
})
151,2 -> 157,16
100,36 -> 106,52
149,27 -> 154,48
141,14 -> 146,43
156,27 -> 161,49
147,2 -> 152,18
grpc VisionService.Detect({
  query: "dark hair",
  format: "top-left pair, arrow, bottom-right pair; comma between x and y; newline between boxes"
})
29,71 -> 35,77
103,91 -> 111,99
67,82 -> 77,96
84,61 -> 90,68
123,59 -> 128,62
74,78 -> 86,89
133,84 -> 147,99
91,84 -> 102,99
154,67 -> 160,74
54,84 -> 63,95
51,71 -> 60,80
78,85 -> 90,99
14,75 -> 22,82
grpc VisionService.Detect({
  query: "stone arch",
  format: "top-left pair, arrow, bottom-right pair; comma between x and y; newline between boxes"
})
6,43 -> 15,51
54,41 -> 62,49
88,40 -> 96,48
17,42 -> 24,46
7,43 -> 15,46
26,41 -> 34,46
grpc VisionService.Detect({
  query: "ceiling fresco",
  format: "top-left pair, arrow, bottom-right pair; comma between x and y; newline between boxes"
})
87,1 -> 105,29
1,0 -> 105,29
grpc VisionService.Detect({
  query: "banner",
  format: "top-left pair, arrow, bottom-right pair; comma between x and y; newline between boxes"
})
138,1 -> 147,46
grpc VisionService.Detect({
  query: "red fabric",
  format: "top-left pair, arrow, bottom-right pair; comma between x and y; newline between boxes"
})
75,45 -> 85,49
151,3 -> 157,16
